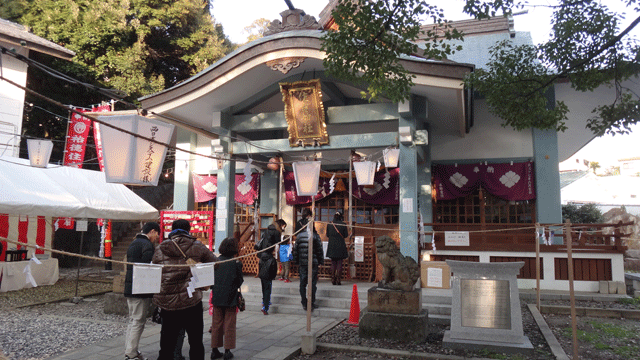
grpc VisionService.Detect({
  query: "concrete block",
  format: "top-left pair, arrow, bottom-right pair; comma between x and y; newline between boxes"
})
634,290 -> 640,299
301,332 -> 316,354
113,274 -> 125,294
599,281 -> 608,294
633,280 -> 640,291
609,281 -> 617,294
617,282 -> 627,295
103,292 -> 128,316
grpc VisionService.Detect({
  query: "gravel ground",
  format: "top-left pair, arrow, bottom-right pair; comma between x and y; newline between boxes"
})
0,268 -> 129,360
293,299 -> 640,360
2,268 -> 640,360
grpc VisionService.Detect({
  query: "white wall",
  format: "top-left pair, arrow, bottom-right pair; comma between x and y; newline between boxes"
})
0,42 -> 28,158
555,78 -> 640,162
430,98 -> 533,161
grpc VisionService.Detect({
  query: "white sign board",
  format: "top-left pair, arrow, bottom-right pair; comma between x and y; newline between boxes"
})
402,198 -> 413,213
354,236 -> 364,262
189,263 -> 215,288
132,264 -> 162,294
445,231 -> 470,246
427,267 -> 443,288
76,219 -> 88,232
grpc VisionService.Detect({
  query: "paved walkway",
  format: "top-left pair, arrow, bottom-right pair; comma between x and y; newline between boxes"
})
47,308 -> 338,360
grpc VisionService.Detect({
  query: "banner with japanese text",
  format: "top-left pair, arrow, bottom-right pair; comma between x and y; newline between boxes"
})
91,104 -> 111,171
63,109 -> 91,168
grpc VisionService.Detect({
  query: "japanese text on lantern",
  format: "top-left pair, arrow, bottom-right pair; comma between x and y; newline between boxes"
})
141,126 -> 158,183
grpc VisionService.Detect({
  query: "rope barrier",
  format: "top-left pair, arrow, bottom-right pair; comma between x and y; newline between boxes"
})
2,219 -> 635,268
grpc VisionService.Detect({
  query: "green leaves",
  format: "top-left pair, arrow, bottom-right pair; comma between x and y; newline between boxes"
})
321,0 -> 462,103
465,40 -> 570,132
13,0 -> 232,99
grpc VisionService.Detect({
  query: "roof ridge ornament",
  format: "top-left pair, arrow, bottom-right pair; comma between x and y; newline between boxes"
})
264,9 -> 322,36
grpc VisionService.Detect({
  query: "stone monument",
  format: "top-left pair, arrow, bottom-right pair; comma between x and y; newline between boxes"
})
443,260 -> 533,354
359,236 -> 428,342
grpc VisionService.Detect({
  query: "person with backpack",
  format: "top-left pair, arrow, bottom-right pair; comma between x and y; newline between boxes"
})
257,219 -> 286,315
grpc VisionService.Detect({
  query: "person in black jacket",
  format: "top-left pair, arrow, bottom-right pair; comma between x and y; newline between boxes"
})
123,222 -> 160,360
258,219 -> 286,315
210,237 -> 243,360
293,224 -> 324,310
326,211 -> 349,285
295,208 -> 315,234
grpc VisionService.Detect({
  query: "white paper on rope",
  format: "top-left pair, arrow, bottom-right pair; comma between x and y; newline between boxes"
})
190,263 -> 215,288
444,231 -> 470,246
354,236 -> 364,262
132,264 -> 162,294
23,264 -> 37,287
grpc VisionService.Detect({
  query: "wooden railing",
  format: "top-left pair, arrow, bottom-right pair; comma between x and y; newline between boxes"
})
420,221 -> 632,253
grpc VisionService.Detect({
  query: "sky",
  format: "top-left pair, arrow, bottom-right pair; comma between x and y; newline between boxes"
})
210,0 -> 640,164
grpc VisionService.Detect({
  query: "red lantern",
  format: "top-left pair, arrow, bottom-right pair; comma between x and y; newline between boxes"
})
267,157 -> 280,171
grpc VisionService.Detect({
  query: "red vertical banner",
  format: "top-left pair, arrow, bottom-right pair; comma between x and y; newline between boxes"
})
63,109 -> 92,168
92,104 -> 111,171
17,215 -> 28,250
35,216 -> 47,254
0,214 -> 8,239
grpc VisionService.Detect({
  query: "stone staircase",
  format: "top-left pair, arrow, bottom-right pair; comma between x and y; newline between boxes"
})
234,277 -> 453,324
107,183 -> 174,272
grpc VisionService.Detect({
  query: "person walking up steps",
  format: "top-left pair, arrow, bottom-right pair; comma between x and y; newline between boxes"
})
258,219 -> 286,315
326,211 -> 349,285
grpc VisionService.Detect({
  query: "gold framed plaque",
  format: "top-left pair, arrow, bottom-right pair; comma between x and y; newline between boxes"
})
280,79 -> 329,147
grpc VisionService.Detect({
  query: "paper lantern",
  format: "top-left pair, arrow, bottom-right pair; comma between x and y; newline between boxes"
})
97,114 -> 175,186
383,148 -> 400,168
292,161 -> 321,196
27,139 -> 53,168
353,161 -> 376,186
267,157 -> 280,171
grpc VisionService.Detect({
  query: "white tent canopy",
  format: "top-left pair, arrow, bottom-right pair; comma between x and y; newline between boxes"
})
0,156 -> 158,220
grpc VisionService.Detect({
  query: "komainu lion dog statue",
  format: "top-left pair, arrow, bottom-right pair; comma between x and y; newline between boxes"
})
375,236 -> 420,291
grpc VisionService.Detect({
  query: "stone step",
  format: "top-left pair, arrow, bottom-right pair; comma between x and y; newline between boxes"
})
235,278 -> 454,321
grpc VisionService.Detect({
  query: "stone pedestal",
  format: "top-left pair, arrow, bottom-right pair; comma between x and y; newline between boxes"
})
367,287 -> 422,315
359,287 -> 428,342
359,308 -> 429,342
443,261 -> 533,354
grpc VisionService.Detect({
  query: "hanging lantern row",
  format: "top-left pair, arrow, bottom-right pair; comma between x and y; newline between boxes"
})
291,147 -> 400,195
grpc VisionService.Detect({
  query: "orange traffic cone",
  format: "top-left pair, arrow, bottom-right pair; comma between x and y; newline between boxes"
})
346,283 -> 360,326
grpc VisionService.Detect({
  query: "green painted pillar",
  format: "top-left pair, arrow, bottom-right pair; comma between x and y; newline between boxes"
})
417,123 -> 432,251
213,112 -> 235,252
398,97 -> 425,262
260,169 -> 279,215
532,87 -> 562,240
173,128 -> 196,211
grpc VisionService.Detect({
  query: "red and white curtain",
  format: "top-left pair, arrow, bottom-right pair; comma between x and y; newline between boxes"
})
0,214 -> 53,260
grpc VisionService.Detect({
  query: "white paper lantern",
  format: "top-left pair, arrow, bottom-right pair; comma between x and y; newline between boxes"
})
292,161 -> 321,196
98,114 -> 175,186
27,139 -> 53,168
353,161 -> 376,185
383,148 -> 400,168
